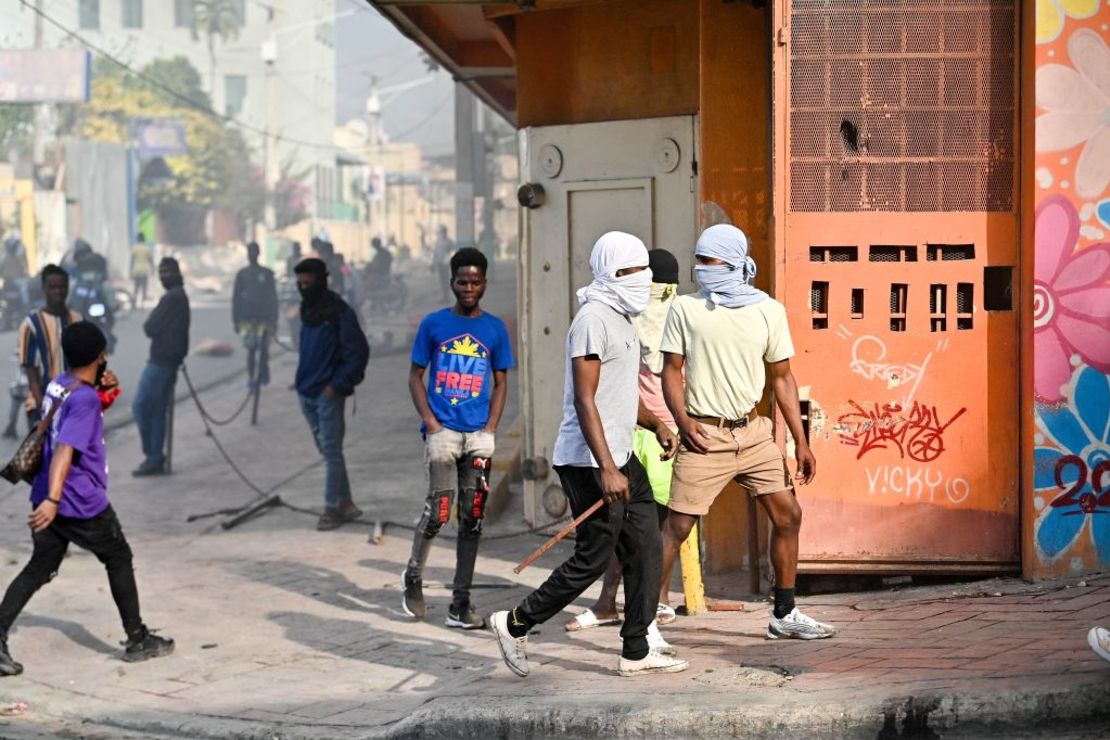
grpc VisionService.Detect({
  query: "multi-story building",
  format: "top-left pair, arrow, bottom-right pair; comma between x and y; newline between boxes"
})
3,0 -> 337,221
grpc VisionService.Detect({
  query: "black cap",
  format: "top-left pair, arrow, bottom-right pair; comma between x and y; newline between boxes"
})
648,249 -> 679,284
294,257 -> 328,277
62,321 -> 107,369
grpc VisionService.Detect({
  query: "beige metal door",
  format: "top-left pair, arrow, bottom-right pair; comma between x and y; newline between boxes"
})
519,115 -> 698,527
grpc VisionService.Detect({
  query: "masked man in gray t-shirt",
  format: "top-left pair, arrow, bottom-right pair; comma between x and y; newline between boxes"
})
490,232 -> 688,678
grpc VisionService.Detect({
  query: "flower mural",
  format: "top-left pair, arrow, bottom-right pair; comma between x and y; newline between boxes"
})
1037,0 -> 1101,45
1033,196 -> 1110,404
1035,29 -> 1110,200
1034,365 -> 1110,563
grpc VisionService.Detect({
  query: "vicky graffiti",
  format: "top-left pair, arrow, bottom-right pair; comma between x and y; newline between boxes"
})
866,465 -> 971,505
835,400 -> 968,463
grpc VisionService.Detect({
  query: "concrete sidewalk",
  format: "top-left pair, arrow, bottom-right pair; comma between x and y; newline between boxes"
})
0,340 -> 1105,739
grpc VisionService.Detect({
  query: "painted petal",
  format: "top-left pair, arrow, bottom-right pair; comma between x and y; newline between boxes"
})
1038,396 -> 1093,453
1036,64 -> 1105,111
1069,28 -> 1110,101
1034,327 -> 1073,404
1034,446 -> 1067,490
1035,111 -> 1103,153
1059,0 -> 1100,17
1077,127 -> 1110,200
1053,244 -> 1110,292
1059,285 -> 1110,320
1035,196 -> 1080,282
1036,0 -> 1064,45
1036,501 -> 1086,559
1056,312 -> 1110,370
1092,510 -> 1110,564
1072,366 -> 1110,444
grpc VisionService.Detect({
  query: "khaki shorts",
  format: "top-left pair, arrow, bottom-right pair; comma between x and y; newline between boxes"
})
668,416 -> 792,516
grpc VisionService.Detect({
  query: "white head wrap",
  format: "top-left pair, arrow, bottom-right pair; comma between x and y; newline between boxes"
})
694,224 -> 769,308
576,231 -> 653,316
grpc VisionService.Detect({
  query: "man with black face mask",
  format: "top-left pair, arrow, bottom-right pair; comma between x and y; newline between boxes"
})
294,258 -> 369,530
132,258 -> 190,477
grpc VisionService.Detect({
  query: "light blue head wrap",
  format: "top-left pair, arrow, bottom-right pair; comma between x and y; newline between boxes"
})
694,224 -> 769,308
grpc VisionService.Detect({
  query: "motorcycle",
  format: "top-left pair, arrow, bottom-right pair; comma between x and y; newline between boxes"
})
0,278 -> 29,332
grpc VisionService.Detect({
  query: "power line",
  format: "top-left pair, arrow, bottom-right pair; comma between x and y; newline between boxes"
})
388,90 -> 452,141
17,0 -> 347,153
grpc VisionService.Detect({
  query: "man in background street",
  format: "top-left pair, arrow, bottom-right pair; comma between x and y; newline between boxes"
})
132,258 -> 190,477
131,233 -> 154,310
14,265 -> 81,432
232,242 -> 278,390
294,258 -> 370,531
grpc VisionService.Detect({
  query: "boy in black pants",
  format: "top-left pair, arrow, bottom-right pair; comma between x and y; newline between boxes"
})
0,322 -> 173,675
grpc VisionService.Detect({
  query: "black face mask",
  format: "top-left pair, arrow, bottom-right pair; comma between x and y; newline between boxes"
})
298,282 -> 326,305
95,361 -> 107,386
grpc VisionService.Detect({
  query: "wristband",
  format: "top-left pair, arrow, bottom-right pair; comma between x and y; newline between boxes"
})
46,498 -> 61,505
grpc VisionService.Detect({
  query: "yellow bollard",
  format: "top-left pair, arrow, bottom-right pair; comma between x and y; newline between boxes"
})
678,519 -> 707,615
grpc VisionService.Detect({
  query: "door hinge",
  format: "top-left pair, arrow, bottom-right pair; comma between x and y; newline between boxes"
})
777,26 -> 788,47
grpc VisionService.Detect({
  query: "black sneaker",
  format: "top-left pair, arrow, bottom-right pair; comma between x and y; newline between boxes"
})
123,628 -> 175,663
131,460 -> 167,477
0,634 -> 23,676
445,605 -> 485,630
401,568 -> 426,618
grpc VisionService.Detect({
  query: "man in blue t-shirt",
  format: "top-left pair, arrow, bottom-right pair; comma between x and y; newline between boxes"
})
402,248 -> 514,629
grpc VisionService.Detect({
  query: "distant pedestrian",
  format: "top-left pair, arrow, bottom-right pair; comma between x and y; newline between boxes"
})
401,248 -> 514,630
490,232 -> 686,678
293,258 -> 369,531
658,224 -> 833,640
0,321 -> 174,677
16,265 -> 81,429
232,242 -> 278,389
286,241 -> 302,279
433,225 -> 454,301
131,233 -> 154,310
131,258 -> 190,477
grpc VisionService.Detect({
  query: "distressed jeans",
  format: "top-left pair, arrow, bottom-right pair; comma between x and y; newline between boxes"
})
406,429 -> 495,610
298,392 -> 352,509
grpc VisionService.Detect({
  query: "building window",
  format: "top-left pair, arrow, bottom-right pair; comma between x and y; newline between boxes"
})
120,0 -> 142,28
79,0 -> 100,29
174,0 -> 194,28
224,75 -> 247,117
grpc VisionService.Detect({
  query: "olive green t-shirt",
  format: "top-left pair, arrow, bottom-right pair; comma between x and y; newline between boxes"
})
659,295 -> 794,420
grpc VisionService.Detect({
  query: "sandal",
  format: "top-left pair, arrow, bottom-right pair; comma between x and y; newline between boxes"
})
564,608 -> 622,632
656,603 -> 677,625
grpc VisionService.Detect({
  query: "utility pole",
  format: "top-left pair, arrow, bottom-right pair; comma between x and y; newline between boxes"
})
260,36 -> 277,237
453,83 -> 475,247
31,0 -> 48,167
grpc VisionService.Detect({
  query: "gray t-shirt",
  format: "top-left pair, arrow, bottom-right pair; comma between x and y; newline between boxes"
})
552,301 -> 640,468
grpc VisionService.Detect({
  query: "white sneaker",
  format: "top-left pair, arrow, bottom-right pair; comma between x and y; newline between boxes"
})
767,607 -> 836,640
490,610 -> 529,677
656,602 -> 677,625
617,649 -> 688,677
1088,626 -> 1110,663
647,620 -> 676,656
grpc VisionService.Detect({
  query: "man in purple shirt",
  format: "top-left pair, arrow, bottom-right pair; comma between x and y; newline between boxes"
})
0,322 -> 174,676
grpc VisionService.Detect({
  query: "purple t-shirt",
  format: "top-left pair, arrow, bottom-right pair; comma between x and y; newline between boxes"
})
30,374 -> 109,519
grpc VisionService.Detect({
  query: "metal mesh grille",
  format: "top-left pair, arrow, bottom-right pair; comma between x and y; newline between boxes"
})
956,282 -> 974,313
789,0 -> 1015,212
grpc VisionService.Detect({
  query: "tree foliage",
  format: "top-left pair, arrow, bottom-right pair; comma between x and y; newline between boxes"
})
72,56 -> 264,229
0,105 -> 34,159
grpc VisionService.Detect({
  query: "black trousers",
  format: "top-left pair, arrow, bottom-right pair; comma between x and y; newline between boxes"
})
0,505 -> 143,637
520,456 -> 661,656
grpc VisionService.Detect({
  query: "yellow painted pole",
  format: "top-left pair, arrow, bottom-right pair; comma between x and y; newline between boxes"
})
679,518 -> 706,615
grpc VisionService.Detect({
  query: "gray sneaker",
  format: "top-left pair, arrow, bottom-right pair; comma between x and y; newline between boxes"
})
767,607 -> 836,640
489,610 -> 529,677
445,606 -> 485,630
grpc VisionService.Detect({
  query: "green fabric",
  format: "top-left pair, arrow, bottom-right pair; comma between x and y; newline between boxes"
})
632,427 -> 675,506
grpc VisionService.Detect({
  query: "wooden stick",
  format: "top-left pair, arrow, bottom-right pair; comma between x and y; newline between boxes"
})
513,499 -> 605,574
